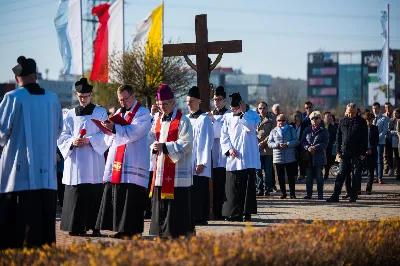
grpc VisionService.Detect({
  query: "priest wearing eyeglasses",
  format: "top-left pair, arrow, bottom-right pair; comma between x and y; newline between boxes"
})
96,85 -> 152,239
148,84 -> 194,238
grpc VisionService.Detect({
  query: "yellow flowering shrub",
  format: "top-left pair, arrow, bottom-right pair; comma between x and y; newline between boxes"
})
1,218 -> 400,265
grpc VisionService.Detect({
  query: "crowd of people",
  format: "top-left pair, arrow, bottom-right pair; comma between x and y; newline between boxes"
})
255,100 -> 400,202
1,55 -> 399,250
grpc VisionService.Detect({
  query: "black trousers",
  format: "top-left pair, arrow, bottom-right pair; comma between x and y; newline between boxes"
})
57,172 -> 65,208
275,162 -> 297,196
0,189 -> 56,250
366,152 -> 378,192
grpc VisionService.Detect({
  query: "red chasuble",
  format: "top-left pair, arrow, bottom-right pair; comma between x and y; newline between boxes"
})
110,103 -> 141,184
150,110 -> 183,199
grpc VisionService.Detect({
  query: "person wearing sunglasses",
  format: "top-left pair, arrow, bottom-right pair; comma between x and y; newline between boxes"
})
256,102 -> 274,196
301,111 -> 329,200
303,101 -> 313,121
220,93 -> 260,222
268,114 -> 299,199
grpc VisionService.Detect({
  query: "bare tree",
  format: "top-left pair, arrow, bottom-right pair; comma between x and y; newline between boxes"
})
102,42 -> 195,108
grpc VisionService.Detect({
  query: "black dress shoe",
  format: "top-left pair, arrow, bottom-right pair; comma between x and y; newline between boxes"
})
349,198 -> 357,203
69,231 -> 85,236
366,191 -> 372,195
264,191 -> 270,196
290,195 -> 297,199
144,211 -> 152,219
109,232 -> 134,239
91,229 -> 102,237
243,214 -> 251,222
280,194 -> 287,199
342,194 -> 350,199
256,191 -> 264,196
225,216 -> 243,222
195,221 -> 209,226
326,195 -> 339,202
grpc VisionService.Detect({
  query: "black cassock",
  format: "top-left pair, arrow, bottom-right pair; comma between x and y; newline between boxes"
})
96,182 -> 146,234
0,189 -> 56,249
212,167 -> 226,219
150,186 -> 194,238
191,175 -> 210,224
222,169 -> 257,218
60,183 -> 103,233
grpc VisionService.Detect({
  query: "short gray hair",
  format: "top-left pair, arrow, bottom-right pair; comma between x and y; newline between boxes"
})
272,103 -> 280,110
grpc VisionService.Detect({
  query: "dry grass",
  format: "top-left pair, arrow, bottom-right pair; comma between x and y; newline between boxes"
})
1,219 -> 400,265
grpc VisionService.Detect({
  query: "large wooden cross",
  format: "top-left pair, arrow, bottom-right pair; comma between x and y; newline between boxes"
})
163,14 -> 242,111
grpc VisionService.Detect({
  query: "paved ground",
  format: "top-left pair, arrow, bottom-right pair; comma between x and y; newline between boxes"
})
56,175 -> 400,246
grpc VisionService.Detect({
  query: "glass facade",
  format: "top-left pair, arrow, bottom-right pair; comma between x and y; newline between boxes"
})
338,65 -> 362,108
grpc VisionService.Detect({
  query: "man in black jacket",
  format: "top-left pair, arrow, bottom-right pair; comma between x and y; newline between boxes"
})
327,103 -> 368,203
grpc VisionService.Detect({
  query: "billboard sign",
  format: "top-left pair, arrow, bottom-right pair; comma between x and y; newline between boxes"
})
368,73 -> 395,105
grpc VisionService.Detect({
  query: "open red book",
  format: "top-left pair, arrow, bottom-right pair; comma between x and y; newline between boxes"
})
91,115 -> 130,136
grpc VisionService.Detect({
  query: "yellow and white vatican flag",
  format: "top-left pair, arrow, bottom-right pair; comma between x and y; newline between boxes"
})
133,3 -> 163,53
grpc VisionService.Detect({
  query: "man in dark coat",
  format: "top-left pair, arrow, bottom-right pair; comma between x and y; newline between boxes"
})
327,103 -> 368,203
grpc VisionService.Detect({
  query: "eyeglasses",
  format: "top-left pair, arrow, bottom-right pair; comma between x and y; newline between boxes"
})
118,94 -> 133,102
258,107 -> 267,110
277,120 -> 286,122
158,100 -> 174,107
213,98 -> 224,102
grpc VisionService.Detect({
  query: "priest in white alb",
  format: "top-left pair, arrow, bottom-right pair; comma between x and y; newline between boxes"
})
0,56 -> 63,249
96,85 -> 152,239
57,78 -> 108,237
185,86 -> 213,225
148,84 -> 194,238
220,93 -> 260,222
206,86 -> 231,220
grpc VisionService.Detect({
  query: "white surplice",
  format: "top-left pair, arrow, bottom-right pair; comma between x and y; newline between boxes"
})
0,88 -> 63,193
148,107 -> 193,187
212,110 -> 232,168
149,112 -> 159,172
187,113 -> 213,178
220,110 -> 261,171
57,106 -> 108,185
103,100 -> 152,188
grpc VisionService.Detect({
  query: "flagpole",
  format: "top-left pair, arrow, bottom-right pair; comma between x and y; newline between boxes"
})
80,0 -> 84,77
123,0 -> 125,53
386,3 -> 390,103
162,0 -> 165,46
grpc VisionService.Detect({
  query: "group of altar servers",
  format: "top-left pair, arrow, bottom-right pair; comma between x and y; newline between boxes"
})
0,56 -> 260,249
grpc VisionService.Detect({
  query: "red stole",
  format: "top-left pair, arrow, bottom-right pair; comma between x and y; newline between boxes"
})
149,110 -> 182,199
110,103 -> 141,184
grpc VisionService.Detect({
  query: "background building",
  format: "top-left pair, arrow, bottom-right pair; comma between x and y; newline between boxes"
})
307,49 -> 400,110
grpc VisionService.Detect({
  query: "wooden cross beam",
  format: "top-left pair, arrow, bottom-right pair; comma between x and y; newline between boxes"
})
163,14 -> 242,111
